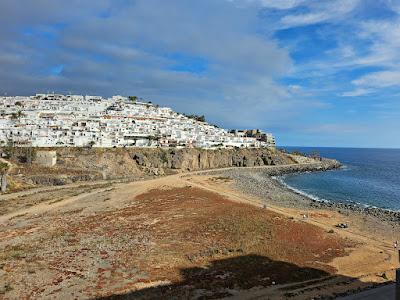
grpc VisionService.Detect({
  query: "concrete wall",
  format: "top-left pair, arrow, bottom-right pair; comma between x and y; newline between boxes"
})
35,151 -> 57,167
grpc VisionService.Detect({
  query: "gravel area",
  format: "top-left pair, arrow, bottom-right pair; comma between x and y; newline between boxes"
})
205,163 -> 400,235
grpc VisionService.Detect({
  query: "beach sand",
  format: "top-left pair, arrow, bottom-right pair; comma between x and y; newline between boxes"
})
0,165 -> 399,299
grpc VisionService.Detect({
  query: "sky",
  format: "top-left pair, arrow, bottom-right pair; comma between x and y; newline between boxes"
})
1,0 -> 400,148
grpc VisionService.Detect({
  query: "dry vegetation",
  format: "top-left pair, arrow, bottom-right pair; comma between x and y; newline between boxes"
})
0,186 -> 356,299
0,183 -> 112,215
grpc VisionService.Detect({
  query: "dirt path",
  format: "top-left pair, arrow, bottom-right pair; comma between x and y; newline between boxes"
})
1,164 -> 398,299
0,185 -> 113,223
2,165 -> 397,273
0,163 -> 299,222
0,161 -> 323,202
0,177 -> 137,202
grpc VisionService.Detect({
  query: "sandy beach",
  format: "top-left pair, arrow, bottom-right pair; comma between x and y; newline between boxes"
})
0,164 -> 399,299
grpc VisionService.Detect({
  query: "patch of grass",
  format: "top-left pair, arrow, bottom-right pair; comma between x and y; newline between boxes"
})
159,149 -> 169,163
9,213 -> 28,220
0,244 -> 29,260
207,212 -> 271,252
0,283 -> 14,294
48,228 -> 67,241
48,198 -> 65,204
210,176 -> 232,182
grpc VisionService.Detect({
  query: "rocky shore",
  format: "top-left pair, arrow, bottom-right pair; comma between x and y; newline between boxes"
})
1,155 -> 398,299
207,159 -> 400,230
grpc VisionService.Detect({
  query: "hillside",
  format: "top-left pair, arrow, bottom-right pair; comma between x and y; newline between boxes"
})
0,94 -> 275,148
0,148 -> 286,189
0,147 -> 339,192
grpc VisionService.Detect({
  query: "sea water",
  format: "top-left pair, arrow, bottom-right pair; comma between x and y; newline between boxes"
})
281,147 -> 400,211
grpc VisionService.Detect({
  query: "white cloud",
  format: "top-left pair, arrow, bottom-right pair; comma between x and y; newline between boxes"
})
386,0 -> 400,14
353,21 -> 400,68
0,0 -> 308,129
230,0 -> 360,28
352,71 -> 400,88
281,12 -> 327,27
284,3 -> 400,97
246,0 -> 304,9
340,88 -> 373,97
280,0 -> 360,27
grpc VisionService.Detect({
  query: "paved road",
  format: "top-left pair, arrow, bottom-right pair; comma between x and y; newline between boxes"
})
337,284 -> 395,300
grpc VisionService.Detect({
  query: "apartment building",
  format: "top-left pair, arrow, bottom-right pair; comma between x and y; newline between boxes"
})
0,94 -> 276,149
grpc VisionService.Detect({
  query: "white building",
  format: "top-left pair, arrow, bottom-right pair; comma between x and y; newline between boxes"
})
0,94 -> 276,149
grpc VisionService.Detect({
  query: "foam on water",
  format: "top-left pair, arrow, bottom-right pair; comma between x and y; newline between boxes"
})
280,147 -> 400,211
272,175 -> 328,203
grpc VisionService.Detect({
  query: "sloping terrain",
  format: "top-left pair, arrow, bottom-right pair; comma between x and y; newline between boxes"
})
2,147 -> 296,191
1,178 -> 357,299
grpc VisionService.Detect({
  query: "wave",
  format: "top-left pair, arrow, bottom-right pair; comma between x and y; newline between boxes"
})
340,164 -> 350,171
272,175 -> 400,213
272,175 -> 329,203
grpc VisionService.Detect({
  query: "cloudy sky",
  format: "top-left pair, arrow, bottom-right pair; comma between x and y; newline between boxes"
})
1,0 -> 400,147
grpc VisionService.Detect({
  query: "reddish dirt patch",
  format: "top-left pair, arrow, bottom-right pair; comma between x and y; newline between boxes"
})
93,187 -> 353,298
132,187 -> 351,271
0,186 -> 355,299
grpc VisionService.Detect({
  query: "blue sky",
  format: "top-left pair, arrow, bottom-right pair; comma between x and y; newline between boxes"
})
1,0 -> 400,147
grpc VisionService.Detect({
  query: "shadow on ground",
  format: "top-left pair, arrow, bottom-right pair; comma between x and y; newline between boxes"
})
95,254 -> 380,300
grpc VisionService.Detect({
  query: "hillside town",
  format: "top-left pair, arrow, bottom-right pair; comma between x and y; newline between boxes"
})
0,94 -> 276,149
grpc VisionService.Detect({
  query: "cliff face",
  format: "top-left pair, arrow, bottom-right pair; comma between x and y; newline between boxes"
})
55,147 -> 294,178
3,147 -> 339,187
129,148 -> 293,173
2,148 -> 294,186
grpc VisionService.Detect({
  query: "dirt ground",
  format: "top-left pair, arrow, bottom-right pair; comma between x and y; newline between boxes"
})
0,171 -> 398,299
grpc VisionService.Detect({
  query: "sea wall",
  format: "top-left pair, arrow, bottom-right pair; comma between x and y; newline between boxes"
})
200,158 -> 341,178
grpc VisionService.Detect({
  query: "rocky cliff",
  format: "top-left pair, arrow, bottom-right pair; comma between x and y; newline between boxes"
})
55,147 -> 294,178
2,147 -> 340,187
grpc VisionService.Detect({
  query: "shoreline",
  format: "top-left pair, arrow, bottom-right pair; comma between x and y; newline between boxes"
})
275,173 -> 400,214
184,163 -> 400,298
204,161 -> 400,233
276,171 -> 400,225
1,159 -> 399,299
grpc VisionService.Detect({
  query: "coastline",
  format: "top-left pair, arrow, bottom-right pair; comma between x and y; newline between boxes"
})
276,172 -> 400,214
205,161 -> 400,227
184,162 -> 400,298
1,159 -> 399,299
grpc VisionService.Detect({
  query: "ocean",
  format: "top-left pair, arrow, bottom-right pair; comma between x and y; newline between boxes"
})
280,147 -> 400,211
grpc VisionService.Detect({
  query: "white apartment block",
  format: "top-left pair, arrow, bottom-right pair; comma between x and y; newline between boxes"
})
0,94 -> 276,149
